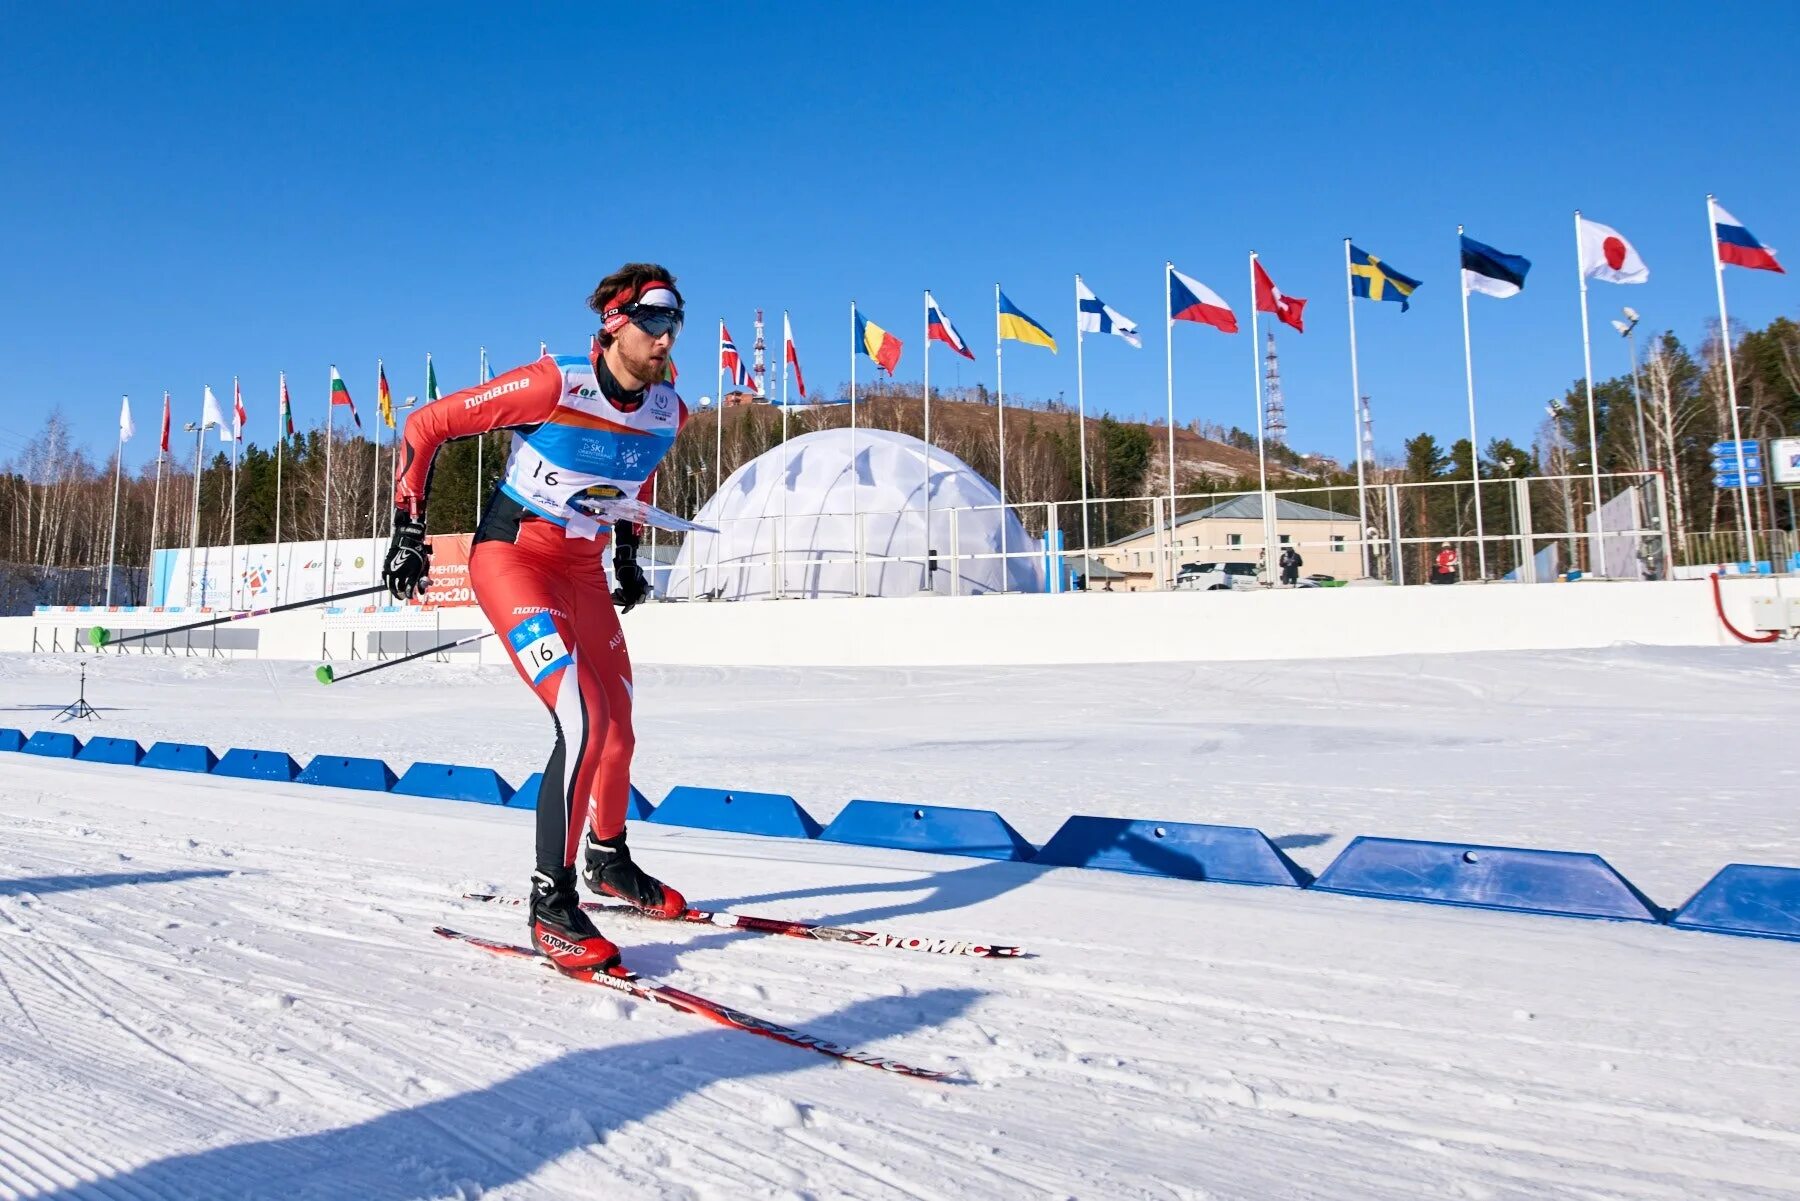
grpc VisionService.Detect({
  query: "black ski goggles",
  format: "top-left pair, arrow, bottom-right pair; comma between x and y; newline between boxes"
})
623,304 -> 684,338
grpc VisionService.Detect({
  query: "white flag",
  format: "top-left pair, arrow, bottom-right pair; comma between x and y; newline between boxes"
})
118,395 -> 135,442
1577,216 -> 1649,284
201,384 -> 228,433
1076,278 -> 1142,347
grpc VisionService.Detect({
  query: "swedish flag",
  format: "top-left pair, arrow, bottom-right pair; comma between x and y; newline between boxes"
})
1349,246 -> 1421,312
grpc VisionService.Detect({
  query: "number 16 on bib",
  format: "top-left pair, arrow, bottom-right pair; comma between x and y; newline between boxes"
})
508,614 -> 571,684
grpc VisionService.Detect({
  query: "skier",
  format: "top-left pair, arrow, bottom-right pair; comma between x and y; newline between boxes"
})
1278,545 -> 1303,586
382,263 -> 690,971
1433,542 -> 1460,584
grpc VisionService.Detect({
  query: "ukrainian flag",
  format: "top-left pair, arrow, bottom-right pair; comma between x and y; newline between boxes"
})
1349,246 -> 1421,312
997,291 -> 1057,351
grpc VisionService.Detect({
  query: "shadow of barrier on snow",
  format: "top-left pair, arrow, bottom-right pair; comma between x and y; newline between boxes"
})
22,986 -> 981,1201
0,869 -> 236,898
3,730 -> 1796,944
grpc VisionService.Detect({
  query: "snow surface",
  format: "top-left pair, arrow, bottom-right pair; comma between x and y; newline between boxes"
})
1,647 -> 1798,1198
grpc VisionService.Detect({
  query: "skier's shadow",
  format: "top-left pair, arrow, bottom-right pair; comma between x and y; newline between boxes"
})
27,987 -> 978,1201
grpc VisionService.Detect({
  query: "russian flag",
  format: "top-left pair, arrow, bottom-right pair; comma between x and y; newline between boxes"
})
925,292 -> 974,360
1168,265 -> 1238,334
1715,202 -> 1784,274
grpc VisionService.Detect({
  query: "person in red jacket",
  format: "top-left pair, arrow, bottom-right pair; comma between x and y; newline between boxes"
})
382,263 -> 690,972
1433,542 -> 1460,585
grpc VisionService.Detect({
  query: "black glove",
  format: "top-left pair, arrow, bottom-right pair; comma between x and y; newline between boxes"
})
383,510 -> 432,601
611,520 -> 649,614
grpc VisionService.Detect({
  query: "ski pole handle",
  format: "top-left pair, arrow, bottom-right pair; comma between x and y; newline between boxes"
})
315,631 -> 493,685
92,583 -> 392,648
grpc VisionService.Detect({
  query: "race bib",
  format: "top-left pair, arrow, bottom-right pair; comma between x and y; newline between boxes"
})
507,614 -> 571,685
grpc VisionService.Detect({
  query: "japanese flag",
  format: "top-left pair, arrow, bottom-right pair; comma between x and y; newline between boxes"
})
1577,216 -> 1649,285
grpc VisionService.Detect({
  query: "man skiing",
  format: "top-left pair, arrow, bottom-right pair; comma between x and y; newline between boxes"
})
382,263 -> 690,971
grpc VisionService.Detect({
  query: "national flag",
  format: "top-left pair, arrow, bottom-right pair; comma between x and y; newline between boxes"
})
159,391 -> 171,453
783,311 -> 807,399
1076,278 -> 1141,347
479,347 -> 492,384
329,366 -> 362,429
424,355 -> 440,403
1714,201 -> 1784,274
1168,265 -> 1238,333
201,385 -> 228,435
1349,246 -> 1421,311
1252,259 -> 1306,332
118,395 -> 135,443
1460,234 -> 1531,299
232,377 -> 247,440
997,291 -> 1057,351
279,373 -> 295,441
721,324 -> 759,392
378,360 -> 395,429
854,308 -> 903,375
925,292 -> 975,360
1577,216 -> 1648,285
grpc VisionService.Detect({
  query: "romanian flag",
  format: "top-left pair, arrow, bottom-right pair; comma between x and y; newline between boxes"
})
854,307 -> 903,375
997,291 -> 1056,352
1349,245 -> 1421,311
378,360 -> 395,429
330,365 -> 362,430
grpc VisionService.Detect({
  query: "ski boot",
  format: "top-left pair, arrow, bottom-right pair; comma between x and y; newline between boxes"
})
581,829 -> 687,919
529,867 -> 620,971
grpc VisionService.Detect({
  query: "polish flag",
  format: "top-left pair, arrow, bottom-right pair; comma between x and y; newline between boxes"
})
783,312 -> 807,399
232,377 -> 247,440
1168,265 -> 1238,333
159,391 -> 171,454
1252,259 -> 1306,332
1713,201 -> 1784,274
1577,215 -> 1649,284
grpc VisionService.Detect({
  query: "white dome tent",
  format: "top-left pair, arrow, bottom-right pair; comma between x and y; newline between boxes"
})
659,428 -> 1046,601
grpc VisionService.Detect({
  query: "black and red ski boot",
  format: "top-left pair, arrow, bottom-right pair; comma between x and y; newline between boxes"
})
529,867 -> 620,971
581,829 -> 687,919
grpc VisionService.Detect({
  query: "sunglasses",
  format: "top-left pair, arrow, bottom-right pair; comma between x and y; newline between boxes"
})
624,304 -> 684,338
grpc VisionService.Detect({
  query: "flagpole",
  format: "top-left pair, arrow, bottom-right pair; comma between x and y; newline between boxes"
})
1248,254 -> 1274,580
1456,228 -> 1488,581
715,320 -> 725,497
922,291 -> 933,589
1344,241 -> 1371,579
189,405 -> 205,606
475,347 -> 487,529
370,360 -> 382,557
149,395 -> 166,606
849,301 -> 860,592
228,377 -> 240,607
780,312 -> 791,599
106,397 -> 125,606
323,366 -> 335,596
1708,193 -> 1757,562
1075,276 -> 1093,568
994,283 -> 1008,587
1164,262 -> 1177,589
1574,211 -> 1607,576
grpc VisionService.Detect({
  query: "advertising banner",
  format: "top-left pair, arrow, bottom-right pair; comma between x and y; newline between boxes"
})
150,533 -> 478,608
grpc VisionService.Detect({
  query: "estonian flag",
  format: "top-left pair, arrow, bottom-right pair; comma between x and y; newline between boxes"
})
1349,246 -> 1421,311
1460,234 -> 1531,299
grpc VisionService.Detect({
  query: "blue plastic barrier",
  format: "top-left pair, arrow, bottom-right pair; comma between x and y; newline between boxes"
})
22,731 -> 81,758
1035,817 -> 1309,886
1670,864 -> 1800,942
213,748 -> 302,783
296,755 -> 398,792
0,728 -> 24,752
1311,836 -> 1660,922
820,800 -> 1036,861
648,786 -> 822,839
76,736 -> 145,766
508,774 -> 652,818
393,762 -> 514,806
140,742 -> 219,774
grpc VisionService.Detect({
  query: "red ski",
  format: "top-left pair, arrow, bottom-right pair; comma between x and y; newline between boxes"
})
460,892 -> 1025,960
433,926 -> 957,1083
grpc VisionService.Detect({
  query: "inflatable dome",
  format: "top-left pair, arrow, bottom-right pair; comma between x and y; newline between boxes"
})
660,427 -> 1046,600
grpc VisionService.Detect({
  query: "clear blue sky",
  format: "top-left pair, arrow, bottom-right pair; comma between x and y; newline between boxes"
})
3,2 -> 1794,472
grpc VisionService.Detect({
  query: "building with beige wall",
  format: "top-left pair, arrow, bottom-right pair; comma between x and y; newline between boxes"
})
1089,495 -> 1363,591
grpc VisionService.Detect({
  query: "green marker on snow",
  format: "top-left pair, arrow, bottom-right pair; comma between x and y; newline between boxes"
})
88,626 -> 110,648
315,664 -> 336,685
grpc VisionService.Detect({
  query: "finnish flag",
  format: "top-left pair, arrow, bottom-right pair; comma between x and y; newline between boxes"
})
1076,278 -> 1141,347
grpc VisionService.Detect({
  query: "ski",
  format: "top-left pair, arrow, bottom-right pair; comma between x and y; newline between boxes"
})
459,892 -> 1026,960
433,926 -> 957,1083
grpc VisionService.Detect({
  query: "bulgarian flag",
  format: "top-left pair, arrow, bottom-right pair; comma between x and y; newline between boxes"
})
329,365 -> 362,429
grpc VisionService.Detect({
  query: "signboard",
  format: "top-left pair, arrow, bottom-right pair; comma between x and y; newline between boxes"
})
1711,440 -> 1759,454
1714,471 -> 1765,489
1771,436 -> 1800,486
149,534 -> 480,608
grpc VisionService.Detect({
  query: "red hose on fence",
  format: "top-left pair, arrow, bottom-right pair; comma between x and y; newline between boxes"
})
1711,572 -> 1780,644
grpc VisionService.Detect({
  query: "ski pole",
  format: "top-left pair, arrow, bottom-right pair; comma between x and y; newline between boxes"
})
90,583 -> 391,648
315,632 -> 493,685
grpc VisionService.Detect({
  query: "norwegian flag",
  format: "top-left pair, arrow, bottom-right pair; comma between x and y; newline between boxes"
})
232,377 -> 248,440
721,324 -> 760,394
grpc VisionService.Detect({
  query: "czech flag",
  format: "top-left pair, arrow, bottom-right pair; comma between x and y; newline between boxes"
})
1715,202 -> 1784,274
926,291 -> 975,360
997,291 -> 1057,352
854,307 -> 903,375
1168,265 -> 1238,334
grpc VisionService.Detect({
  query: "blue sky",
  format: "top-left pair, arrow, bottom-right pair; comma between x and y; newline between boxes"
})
3,2 -> 1794,471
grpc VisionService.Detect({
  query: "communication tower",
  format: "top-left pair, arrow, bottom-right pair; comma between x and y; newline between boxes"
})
752,309 -> 767,398
1263,331 -> 1287,447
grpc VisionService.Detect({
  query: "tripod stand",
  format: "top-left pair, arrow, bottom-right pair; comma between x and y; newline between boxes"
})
55,664 -> 100,722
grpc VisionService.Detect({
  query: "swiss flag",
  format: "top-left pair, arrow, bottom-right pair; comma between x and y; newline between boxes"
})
1253,259 -> 1306,332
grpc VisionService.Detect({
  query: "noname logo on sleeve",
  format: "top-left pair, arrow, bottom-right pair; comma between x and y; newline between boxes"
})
507,613 -> 571,684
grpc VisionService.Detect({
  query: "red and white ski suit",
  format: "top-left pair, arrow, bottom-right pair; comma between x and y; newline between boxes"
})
396,349 -> 686,871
